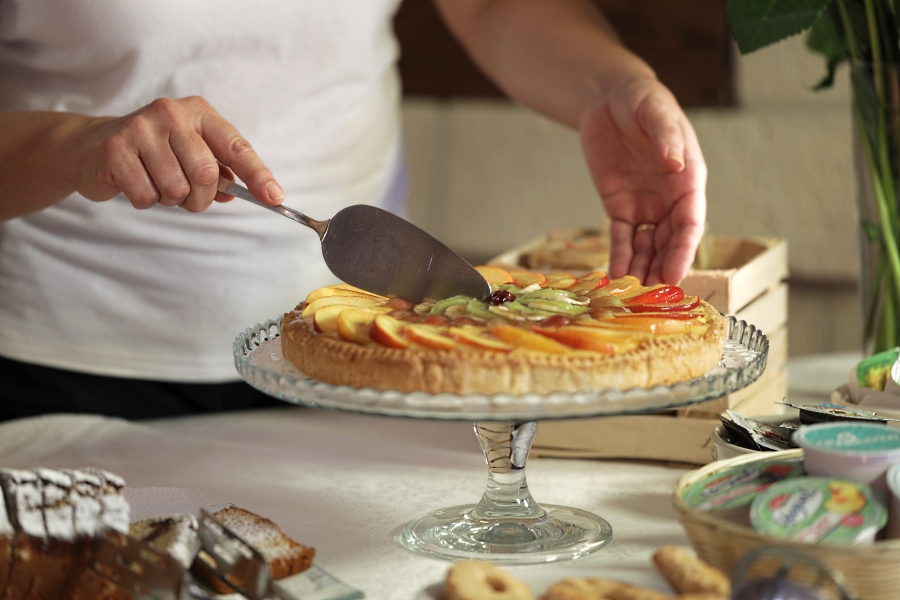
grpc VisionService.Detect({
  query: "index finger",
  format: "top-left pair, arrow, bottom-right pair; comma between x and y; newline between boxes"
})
194,100 -> 284,205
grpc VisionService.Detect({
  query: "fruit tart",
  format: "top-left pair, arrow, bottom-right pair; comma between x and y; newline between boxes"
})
280,266 -> 726,395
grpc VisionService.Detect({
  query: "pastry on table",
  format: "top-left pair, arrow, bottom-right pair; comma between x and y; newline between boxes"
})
129,513 -> 200,571
441,561 -> 535,600
282,266 -> 726,395
652,546 -> 730,597
191,505 -> 315,594
0,468 -> 315,599
441,556 -> 730,600
0,467 -> 129,600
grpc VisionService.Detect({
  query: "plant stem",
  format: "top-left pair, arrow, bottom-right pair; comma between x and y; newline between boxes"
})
852,1 -> 900,351
836,0 -> 862,60
856,102 -> 900,350
864,0 -> 884,72
865,253 -> 887,337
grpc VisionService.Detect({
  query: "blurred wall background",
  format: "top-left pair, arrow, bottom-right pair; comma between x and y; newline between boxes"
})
396,1 -> 860,358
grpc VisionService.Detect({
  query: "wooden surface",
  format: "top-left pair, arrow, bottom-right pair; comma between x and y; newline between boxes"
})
393,0 -> 735,107
534,413 -> 720,465
680,238 -> 789,316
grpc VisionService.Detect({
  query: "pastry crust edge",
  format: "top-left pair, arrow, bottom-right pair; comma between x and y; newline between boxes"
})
280,300 -> 726,396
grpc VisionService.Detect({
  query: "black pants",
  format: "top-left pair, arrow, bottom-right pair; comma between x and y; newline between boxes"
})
0,355 -> 285,422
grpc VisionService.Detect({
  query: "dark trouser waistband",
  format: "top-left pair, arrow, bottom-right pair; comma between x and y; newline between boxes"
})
0,355 -> 286,422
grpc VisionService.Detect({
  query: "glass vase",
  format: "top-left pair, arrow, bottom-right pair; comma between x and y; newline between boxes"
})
851,60 -> 900,354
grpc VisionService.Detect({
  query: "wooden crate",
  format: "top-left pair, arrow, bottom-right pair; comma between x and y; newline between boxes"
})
490,231 -> 789,464
681,239 -> 788,418
532,414 -> 721,465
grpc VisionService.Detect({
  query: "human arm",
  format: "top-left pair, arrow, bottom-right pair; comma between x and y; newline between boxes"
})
432,0 -> 706,285
0,96 -> 284,222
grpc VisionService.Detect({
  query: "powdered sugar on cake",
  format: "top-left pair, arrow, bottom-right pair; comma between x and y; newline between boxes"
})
0,484 -> 11,537
0,470 -> 44,538
0,468 -> 129,542
130,514 -> 199,569
40,474 -> 75,541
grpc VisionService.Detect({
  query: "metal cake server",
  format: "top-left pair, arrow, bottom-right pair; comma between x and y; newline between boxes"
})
218,176 -> 490,303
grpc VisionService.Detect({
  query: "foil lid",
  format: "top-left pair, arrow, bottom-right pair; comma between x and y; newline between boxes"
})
750,476 -> 887,545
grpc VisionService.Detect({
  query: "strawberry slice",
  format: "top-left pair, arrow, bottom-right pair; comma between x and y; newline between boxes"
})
624,285 -> 685,305
627,295 -> 700,312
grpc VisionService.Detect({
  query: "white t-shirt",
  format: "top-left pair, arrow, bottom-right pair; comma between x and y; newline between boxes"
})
0,0 -> 405,381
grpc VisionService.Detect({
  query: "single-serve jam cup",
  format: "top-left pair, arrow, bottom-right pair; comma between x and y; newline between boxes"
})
793,421 -> 900,493
750,476 -> 887,545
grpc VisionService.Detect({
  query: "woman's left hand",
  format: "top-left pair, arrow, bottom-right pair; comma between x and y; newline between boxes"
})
580,74 -> 707,285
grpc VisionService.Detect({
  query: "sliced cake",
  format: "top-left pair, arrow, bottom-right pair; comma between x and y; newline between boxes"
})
193,506 -> 314,593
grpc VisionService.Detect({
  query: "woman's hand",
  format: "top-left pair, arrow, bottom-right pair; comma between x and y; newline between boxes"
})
70,96 -> 283,212
580,75 -> 706,286
433,0 -> 706,286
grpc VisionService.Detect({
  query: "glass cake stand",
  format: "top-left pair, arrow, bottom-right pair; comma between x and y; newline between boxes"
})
234,316 -> 768,564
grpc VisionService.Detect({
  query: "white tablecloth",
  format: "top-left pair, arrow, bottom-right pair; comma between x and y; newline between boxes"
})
0,407 -> 694,598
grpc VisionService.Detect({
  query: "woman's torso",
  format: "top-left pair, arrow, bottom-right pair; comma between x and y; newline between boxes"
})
0,0 -> 404,380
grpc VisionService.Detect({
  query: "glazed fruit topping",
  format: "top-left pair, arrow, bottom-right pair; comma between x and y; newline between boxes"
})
627,295 -> 700,313
488,290 -> 517,305
624,285 -> 684,305
303,265 -> 712,354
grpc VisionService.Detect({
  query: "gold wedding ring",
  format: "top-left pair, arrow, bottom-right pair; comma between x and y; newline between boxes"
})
635,223 -> 657,233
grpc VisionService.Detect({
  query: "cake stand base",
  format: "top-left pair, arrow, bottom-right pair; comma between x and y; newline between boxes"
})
399,503 -> 613,564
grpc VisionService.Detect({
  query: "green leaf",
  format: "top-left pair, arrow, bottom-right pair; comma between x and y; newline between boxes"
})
806,3 -> 848,89
726,0 -> 835,54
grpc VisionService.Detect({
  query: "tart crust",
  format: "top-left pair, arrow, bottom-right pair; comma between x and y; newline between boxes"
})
280,300 -> 726,395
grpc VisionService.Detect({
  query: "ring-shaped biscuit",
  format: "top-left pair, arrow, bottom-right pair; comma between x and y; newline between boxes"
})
441,561 -> 535,600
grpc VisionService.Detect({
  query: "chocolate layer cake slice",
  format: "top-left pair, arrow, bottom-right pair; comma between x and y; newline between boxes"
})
0,467 -> 130,600
0,479 -> 12,597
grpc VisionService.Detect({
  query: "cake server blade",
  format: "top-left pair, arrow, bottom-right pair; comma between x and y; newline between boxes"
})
218,176 -> 490,303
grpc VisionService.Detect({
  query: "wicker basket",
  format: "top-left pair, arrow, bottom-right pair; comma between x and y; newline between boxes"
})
673,449 -> 900,600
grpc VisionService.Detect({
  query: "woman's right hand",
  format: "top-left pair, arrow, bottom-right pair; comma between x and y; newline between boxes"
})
69,96 -> 283,212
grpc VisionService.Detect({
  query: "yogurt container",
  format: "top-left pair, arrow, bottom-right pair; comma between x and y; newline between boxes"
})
887,464 -> 900,539
681,457 -> 804,512
793,421 -> 900,492
750,476 -> 887,545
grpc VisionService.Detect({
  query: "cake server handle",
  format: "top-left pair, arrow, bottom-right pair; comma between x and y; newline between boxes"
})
217,176 -> 328,239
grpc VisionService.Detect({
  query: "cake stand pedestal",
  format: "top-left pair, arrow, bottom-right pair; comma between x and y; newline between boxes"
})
399,420 -> 612,563
234,317 -> 767,564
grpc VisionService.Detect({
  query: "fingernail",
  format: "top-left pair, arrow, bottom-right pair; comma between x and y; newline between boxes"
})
667,150 -> 684,170
267,181 -> 285,202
